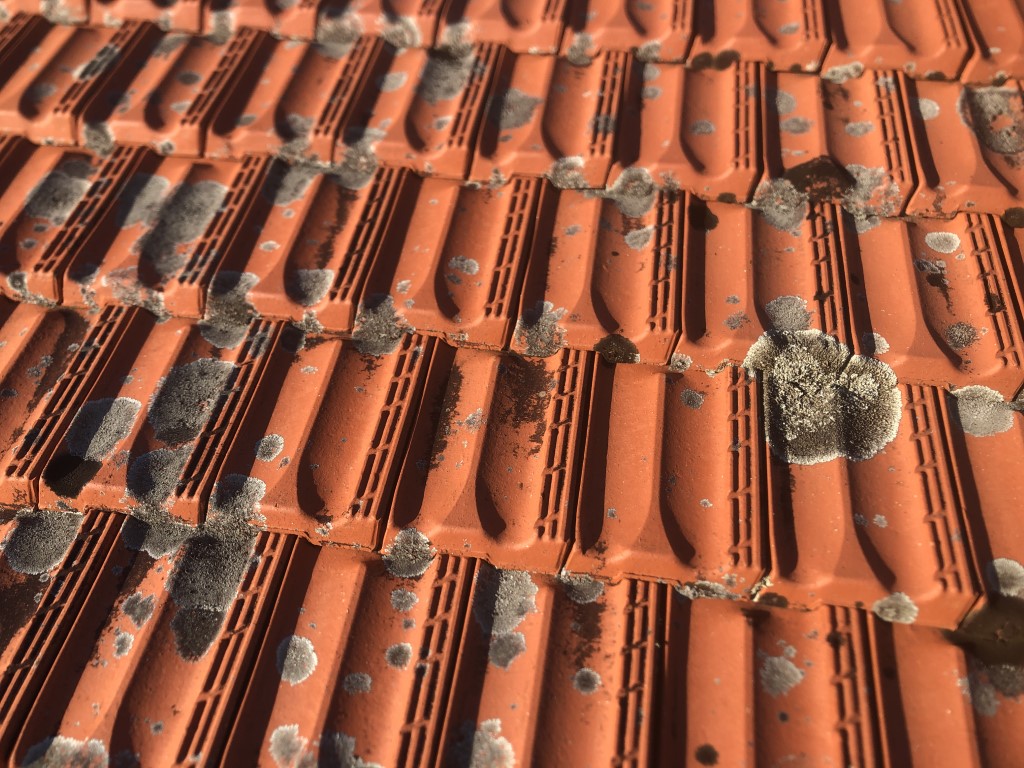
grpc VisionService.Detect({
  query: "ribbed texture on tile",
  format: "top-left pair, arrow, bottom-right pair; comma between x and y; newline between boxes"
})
0,0 -> 1023,85
0,17 -> 1019,222
0,6 -> 1022,767
0,139 -> 1022,383
0,300 -> 1020,632
0,509 -> 1020,767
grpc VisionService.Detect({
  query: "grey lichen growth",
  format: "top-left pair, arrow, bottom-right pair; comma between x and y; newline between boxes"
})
487,632 -> 526,669
987,558 -> 1024,598
277,635 -> 318,684
84,122 -> 115,156
137,181 -> 227,278
764,296 -> 812,332
773,89 -> 796,115
680,389 -> 704,409
122,591 -> 156,628
381,15 -> 421,49
675,580 -> 738,601
822,61 -> 864,83
840,164 -> 900,233
624,226 -> 653,250
872,592 -> 918,624
572,667 -> 602,694
268,725 -> 307,768
21,736 -> 109,768
473,565 -> 538,669
689,119 -> 715,135
315,10 -> 362,56
603,167 -> 656,218
385,642 -> 413,669
74,43 -> 121,80
65,397 -> 141,461
924,231 -> 961,254
473,565 -> 538,635
743,330 -> 902,465
960,87 -> 1024,155
265,162 -> 320,207
668,353 -> 692,372
255,434 -> 285,462
6,271 -> 56,307
379,71 -> 408,92
759,654 -> 805,696
844,121 -> 874,137
125,445 -> 192,512
448,255 -> 479,277
147,359 -> 235,444
558,571 -> 604,604
343,672 -> 372,694
513,300 -> 566,357
391,588 -> 419,612
286,268 -> 334,307
952,385 -> 1016,437
916,97 -> 940,120
336,140 -> 379,191
565,32 -> 593,66
780,116 -> 811,134
200,271 -> 260,350
945,322 -> 978,350
25,165 -> 92,225
2,509 -> 82,575
384,528 -> 435,578
353,296 -> 412,356
118,173 -> 171,228
320,732 -> 383,768
165,475 -> 262,660
546,156 -> 587,189
750,178 -> 808,234
862,332 -> 890,355
489,88 -> 543,130
959,656 -> 1024,717
417,46 -> 475,105
113,628 -> 134,658
456,719 -> 516,768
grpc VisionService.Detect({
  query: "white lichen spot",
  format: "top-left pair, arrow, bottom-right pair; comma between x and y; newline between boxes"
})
759,654 -> 805,696
924,232 -> 961,254
916,97 -> 940,120
467,719 -> 515,768
872,592 -> 918,624
276,635 -> 318,685
952,386 -> 1016,437
988,558 -> 1024,598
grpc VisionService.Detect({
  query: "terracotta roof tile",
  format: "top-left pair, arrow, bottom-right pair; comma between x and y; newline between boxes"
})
0,6 -> 1022,765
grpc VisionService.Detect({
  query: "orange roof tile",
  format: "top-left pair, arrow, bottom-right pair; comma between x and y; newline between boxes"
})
0,4 -> 1022,766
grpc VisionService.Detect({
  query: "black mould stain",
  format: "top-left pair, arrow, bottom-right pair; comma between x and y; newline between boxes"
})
695,744 -> 719,766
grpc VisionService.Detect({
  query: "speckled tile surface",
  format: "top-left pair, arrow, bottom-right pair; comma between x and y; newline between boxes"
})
0,5 -> 1022,766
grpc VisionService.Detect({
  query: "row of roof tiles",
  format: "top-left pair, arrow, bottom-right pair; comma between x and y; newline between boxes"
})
0,507 -> 1020,767
1,139 -> 1023,390
3,0 -> 1023,84
0,300 -> 1021,629
0,18 -> 1022,217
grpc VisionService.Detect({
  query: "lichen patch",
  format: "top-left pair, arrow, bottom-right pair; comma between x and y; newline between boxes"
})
743,330 -> 902,464
872,592 -> 918,624
277,635 -> 318,684
952,386 -> 1016,437
384,529 -> 435,578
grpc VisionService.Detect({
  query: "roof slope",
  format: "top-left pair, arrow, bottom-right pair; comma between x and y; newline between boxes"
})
0,3 -> 1022,766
